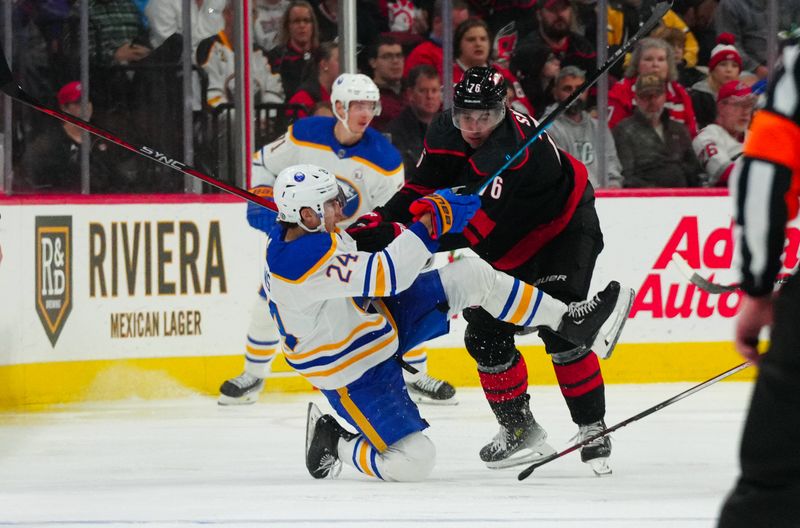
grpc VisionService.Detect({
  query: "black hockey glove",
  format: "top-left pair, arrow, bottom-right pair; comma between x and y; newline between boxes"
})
347,221 -> 406,252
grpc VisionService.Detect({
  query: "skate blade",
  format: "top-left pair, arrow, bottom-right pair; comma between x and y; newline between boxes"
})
593,287 -> 635,360
587,457 -> 612,476
485,442 -> 556,470
217,392 -> 261,406
408,393 -> 460,406
305,402 -> 323,457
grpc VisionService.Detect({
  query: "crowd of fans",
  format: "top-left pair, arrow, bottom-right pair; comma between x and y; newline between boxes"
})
6,0 -> 800,194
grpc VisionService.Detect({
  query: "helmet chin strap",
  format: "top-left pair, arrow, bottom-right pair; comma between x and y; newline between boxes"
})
298,209 -> 328,233
335,106 -> 353,133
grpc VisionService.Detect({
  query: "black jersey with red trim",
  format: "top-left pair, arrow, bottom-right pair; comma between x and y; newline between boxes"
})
376,107 -> 591,273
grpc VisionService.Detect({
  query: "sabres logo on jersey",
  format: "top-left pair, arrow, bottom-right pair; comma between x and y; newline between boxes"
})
336,176 -> 361,219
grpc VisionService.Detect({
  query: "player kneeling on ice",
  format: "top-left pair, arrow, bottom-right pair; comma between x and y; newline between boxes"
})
264,163 -> 632,481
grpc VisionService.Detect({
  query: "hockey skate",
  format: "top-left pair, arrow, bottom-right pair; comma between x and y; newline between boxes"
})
218,372 -> 265,406
305,403 -> 356,479
558,281 -> 635,360
576,420 -> 612,476
406,373 -> 458,406
480,419 -> 556,469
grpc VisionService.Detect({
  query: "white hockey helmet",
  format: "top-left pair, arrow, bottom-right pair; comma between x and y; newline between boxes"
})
273,164 -> 345,232
330,73 -> 382,131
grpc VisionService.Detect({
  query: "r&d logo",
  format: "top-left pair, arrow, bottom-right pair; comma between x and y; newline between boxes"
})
35,216 -> 73,346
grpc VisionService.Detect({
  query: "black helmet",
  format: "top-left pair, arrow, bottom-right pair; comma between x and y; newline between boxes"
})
453,66 -> 507,110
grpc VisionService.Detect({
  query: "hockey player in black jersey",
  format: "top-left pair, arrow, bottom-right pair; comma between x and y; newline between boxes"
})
348,67 -> 633,475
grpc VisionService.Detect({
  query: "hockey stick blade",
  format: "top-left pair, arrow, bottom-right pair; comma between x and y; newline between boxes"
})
0,45 -> 275,211
671,254 -> 739,294
518,360 -> 752,481
465,0 -> 673,196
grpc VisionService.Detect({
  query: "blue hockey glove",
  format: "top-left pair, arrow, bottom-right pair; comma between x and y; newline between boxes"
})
408,189 -> 481,239
246,186 -> 278,233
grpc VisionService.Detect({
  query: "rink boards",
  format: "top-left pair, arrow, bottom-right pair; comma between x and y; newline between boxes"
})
2,189 -> 795,408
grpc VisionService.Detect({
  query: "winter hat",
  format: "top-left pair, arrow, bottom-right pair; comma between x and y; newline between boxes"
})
717,80 -> 755,103
708,33 -> 742,71
57,81 -> 82,106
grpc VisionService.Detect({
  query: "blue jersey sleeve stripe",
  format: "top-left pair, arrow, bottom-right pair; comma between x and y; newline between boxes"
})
370,449 -> 383,480
381,250 -> 397,295
352,437 -> 362,470
363,254 -> 376,297
498,279 -> 520,320
522,289 -> 544,327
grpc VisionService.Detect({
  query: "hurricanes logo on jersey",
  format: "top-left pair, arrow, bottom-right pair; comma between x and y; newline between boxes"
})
35,216 -> 73,347
336,177 -> 361,219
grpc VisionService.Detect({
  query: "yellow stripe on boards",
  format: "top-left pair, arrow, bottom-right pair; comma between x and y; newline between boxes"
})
0,342 -> 756,410
337,387 -> 388,452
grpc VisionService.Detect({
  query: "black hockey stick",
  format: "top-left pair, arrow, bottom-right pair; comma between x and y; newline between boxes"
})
671,254 -> 789,294
0,46 -> 275,210
518,360 -> 752,481
465,0 -> 673,195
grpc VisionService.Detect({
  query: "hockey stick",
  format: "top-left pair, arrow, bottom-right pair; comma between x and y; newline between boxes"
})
671,254 -> 739,294
464,0 -> 673,195
518,360 -> 752,481
671,254 -> 789,294
0,46 -> 275,210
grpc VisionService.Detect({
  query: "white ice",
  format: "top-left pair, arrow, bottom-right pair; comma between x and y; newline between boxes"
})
0,383 -> 753,528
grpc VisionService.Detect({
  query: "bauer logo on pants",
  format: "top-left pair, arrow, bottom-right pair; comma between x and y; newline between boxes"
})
35,216 -> 73,346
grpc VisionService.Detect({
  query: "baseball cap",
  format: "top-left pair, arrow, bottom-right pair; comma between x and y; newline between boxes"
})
57,81 -> 82,106
717,80 -> 755,104
635,74 -> 666,95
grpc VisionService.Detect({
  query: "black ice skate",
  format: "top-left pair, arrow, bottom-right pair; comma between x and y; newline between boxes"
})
577,420 -> 612,476
218,371 -> 265,405
406,373 -> 458,406
558,281 -> 634,360
305,403 -> 356,479
480,419 -> 556,469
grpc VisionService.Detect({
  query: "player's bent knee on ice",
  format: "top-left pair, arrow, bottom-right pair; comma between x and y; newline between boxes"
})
380,432 -> 436,482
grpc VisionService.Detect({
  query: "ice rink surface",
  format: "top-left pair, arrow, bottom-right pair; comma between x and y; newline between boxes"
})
0,382 -> 753,528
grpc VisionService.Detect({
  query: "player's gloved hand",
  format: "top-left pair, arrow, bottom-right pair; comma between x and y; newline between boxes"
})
349,221 -> 407,252
346,211 -> 383,232
246,186 -> 278,233
408,189 -> 481,239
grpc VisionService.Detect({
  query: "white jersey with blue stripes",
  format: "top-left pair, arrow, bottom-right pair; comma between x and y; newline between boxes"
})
264,224 -> 433,390
252,116 -> 405,224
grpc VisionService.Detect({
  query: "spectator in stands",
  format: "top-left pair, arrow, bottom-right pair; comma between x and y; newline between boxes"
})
690,34 -> 742,130
288,41 -> 339,117
63,0 -> 151,123
312,0 -> 388,65
255,0 -> 290,52
608,37 -> 698,136
403,0 -> 470,77
145,0 -> 225,51
612,74 -> 702,188
673,0 -> 719,66
714,0 -> 768,79
546,66 -> 623,189
368,36 -> 406,131
267,0 -> 319,100
651,25 -> 705,89
18,82 -> 128,193
510,0 -> 596,107
692,80 -> 755,187
197,2 -> 284,107
452,18 -> 535,116
386,64 -> 442,180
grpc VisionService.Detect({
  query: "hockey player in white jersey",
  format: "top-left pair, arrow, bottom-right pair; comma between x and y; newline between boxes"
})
261,163 -> 633,480
219,73 -> 459,405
